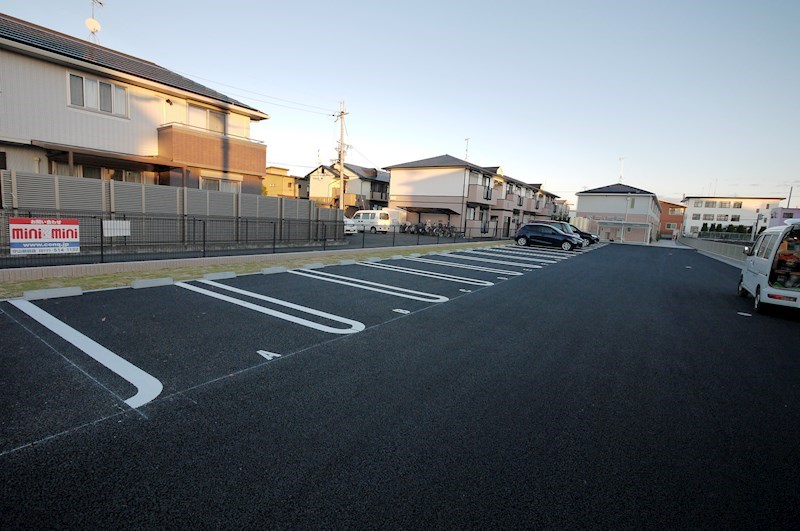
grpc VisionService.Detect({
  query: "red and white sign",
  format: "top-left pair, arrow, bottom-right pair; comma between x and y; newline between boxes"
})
9,218 -> 80,255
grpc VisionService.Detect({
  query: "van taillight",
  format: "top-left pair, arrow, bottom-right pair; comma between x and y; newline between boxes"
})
768,294 -> 797,302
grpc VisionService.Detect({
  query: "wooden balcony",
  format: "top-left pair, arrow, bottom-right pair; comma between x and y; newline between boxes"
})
158,123 -> 266,176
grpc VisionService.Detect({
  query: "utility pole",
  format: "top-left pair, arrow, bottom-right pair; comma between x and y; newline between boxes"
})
618,156 -> 626,183
464,138 -> 470,161
337,101 -> 348,215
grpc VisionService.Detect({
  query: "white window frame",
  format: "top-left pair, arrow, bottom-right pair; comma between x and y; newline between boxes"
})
188,103 -> 227,134
67,73 -> 128,117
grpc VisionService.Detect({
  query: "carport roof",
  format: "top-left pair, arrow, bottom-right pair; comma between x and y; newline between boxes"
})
397,206 -> 461,215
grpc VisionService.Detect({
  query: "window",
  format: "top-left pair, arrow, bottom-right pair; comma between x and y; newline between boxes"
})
719,201 -> 731,208
466,207 -> 476,221
691,213 -> 701,220
717,215 -> 729,221
69,74 -> 84,106
690,226 -> 700,234
628,197 -> 636,208
705,201 -> 717,208
766,204 -> 771,209
200,177 -> 240,193
703,214 -> 714,221
757,234 -> 779,259
731,215 -> 740,222
379,213 -> 389,220
666,223 -> 677,229
189,104 -> 226,133
694,200 -> 704,207
68,74 -> 127,116
733,202 -> 742,208
784,212 -> 795,219
352,213 -> 362,219
669,208 -> 683,215
81,166 -> 102,179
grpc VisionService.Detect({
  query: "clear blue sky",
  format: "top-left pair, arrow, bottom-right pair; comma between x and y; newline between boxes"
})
4,0 -> 799,206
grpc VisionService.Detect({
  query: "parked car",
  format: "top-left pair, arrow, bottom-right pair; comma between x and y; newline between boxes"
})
569,224 -> 600,245
739,219 -> 800,313
343,218 -> 357,235
513,222 -> 584,251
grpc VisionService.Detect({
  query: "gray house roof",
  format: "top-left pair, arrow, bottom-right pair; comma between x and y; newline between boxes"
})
384,154 -> 494,175
0,12 -> 267,118
306,163 -> 389,183
577,183 -> 655,196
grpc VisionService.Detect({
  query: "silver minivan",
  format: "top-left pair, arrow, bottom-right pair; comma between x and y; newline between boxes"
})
739,219 -> 800,312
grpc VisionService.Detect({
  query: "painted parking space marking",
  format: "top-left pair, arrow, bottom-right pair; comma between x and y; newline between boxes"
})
461,249 -> 558,264
287,269 -> 449,303
176,281 -> 365,334
356,261 -> 494,286
492,247 -> 570,260
8,299 -> 163,409
443,253 -> 543,269
257,350 -> 282,360
402,256 -> 523,276
393,309 -> 411,315
499,246 -> 572,258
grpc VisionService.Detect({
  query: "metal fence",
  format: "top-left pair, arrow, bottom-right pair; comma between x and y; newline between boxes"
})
0,209 -> 344,268
0,209 -> 514,269
698,231 -> 754,241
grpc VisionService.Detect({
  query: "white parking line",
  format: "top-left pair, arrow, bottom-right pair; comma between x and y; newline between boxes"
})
356,261 -> 494,286
8,299 -> 163,409
287,269 -> 449,303
460,249 -> 557,264
441,253 -> 543,269
501,246 -> 572,258
402,256 -> 524,276
176,281 -> 365,334
492,247 -> 570,260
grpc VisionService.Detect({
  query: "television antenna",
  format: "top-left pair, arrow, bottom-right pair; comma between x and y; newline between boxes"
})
85,0 -> 104,42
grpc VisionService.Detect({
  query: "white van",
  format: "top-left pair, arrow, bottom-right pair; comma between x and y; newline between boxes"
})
350,209 -> 406,233
739,219 -> 800,312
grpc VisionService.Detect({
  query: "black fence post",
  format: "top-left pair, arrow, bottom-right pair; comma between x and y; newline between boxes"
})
361,227 -> 366,248
323,223 -> 327,251
272,222 -> 276,254
392,225 -> 396,247
417,230 -> 420,246
99,216 -> 105,263
202,219 -> 206,258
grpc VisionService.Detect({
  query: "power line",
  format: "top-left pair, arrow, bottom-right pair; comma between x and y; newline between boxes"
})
173,69 -> 338,115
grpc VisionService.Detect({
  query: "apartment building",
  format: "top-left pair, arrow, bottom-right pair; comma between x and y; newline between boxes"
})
307,163 -> 389,216
658,200 -> 685,239
768,207 -> 800,228
680,196 -> 783,236
0,13 -> 269,195
574,184 -> 661,244
385,154 -> 559,237
263,166 -> 309,199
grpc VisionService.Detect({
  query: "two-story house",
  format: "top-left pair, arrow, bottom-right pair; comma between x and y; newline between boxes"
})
306,163 -> 389,216
658,200 -> 685,239
680,196 -> 784,237
574,183 -> 661,243
263,166 -> 309,199
0,13 -> 269,195
385,154 -> 560,237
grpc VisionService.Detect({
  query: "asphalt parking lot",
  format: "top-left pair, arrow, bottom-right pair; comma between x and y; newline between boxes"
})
1,243 -> 798,528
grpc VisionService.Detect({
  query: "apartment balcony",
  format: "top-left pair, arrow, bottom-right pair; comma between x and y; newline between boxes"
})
467,184 -> 493,205
522,197 -> 536,212
493,192 -> 523,212
158,123 -> 266,176
370,191 -> 389,203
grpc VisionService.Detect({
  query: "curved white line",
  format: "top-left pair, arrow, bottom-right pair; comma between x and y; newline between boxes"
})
178,281 -> 364,334
356,262 -> 494,286
403,257 -> 524,276
288,269 -> 448,303
439,253 -> 542,269
493,247 -> 570,260
461,250 -> 557,264
9,299 -> 163,409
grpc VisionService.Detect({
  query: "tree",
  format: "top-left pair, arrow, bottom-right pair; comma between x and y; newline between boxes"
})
701,222 -> 709,232
726,224 -> 735,232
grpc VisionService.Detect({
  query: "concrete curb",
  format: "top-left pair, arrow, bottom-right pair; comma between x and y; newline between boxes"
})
261,266 -> 287,275
23,286 -> 83,300
131,277 -> 174,289
204,271 -> 236,280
